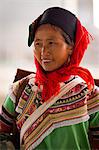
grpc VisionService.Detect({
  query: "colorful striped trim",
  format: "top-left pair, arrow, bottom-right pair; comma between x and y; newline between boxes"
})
20,77 -> 85,145
25,114 -> 89,150
12,75 -> 98,149
87,88 -> 99,115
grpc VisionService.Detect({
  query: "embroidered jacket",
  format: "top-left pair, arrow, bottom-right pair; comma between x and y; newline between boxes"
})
0,73 -> 99,149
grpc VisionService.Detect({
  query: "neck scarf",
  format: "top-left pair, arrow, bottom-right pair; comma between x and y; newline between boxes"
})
34,19 -> 94,102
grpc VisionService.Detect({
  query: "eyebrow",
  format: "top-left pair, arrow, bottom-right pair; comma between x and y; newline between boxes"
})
34,39 -> 42,42
34,38 -> 56,42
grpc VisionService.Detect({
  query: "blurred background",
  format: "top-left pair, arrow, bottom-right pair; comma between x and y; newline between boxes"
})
0,0 -> 99,104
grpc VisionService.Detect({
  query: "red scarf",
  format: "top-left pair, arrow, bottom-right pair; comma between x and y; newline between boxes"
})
34,19 -> 94,102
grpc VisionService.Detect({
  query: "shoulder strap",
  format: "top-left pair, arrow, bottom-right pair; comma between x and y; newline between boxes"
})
14,69 -> 35,107
15,78 -> 29,108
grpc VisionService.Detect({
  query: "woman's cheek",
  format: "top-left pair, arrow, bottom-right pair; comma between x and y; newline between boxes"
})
34,51 -> 41,64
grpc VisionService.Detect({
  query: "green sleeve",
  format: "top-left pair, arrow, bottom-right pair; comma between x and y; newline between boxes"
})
3,96 -> 15,115
89,112 -> 99,128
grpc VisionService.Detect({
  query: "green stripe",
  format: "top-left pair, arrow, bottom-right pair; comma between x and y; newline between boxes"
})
3,96 -> 15,114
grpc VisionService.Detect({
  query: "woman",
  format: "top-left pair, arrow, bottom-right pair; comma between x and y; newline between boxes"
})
0,7 -> 99,150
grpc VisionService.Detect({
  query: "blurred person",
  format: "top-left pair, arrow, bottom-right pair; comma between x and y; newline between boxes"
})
0,7 -> 99,150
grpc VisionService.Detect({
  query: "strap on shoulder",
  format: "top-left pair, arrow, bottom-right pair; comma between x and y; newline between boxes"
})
13,68 -> 35,82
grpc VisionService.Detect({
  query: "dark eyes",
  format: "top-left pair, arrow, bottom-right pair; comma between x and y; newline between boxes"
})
35,42 -> 41,46
49,41 -> 53,44
48,41 -> 55,45
34,41 -> 57,51
34,41 -> 55,46
34,42 -> 42,48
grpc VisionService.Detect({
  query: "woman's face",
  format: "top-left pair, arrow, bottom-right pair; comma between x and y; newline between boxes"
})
33,24 -> 72,72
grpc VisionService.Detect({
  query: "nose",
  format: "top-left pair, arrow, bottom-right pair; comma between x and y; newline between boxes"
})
41,45 -> 50,57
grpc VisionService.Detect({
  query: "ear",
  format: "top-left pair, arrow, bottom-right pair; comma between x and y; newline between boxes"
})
67,45 -> 73,55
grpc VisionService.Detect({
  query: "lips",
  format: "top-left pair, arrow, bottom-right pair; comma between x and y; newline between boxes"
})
42,59 -> 52,63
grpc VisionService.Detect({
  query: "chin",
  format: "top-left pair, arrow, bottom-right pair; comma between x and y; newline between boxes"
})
42,66 -> 59,72
43,68 -> 54,72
